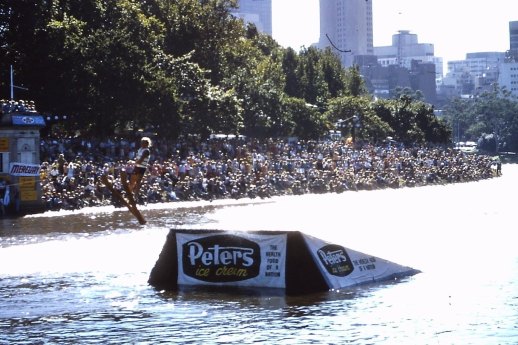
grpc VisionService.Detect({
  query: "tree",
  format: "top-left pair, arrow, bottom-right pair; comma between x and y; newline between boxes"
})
297,46 -> 329,107
412,101 -> 451,143
320,48 -> 347,98
343,64 -> 369,97
282,47 -> 301,98
1,0 -> 169,136
325,95 -> 392,143
393,86 -> 425,102
443,84 -> 518,152
443,97 -> 474,142
373,96 -> 450,145
283,97 -> 327,139
146,0 -> 245,85
0,0 -> 456,146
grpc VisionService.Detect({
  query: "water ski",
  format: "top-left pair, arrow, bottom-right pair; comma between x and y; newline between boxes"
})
101,174 -> 146,225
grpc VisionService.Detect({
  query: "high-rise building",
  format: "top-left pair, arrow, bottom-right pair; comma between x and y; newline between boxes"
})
374,30 -> 442,84
232,0 -> 272,36
508,21 -> 518,62
510,21 -> 518,51
443,52 -> 504,96
374,31 -> 439,72
356,30 -> 439,104
317,0 -> 373,67
500,21 -> 518,97
497,62 -> 518,97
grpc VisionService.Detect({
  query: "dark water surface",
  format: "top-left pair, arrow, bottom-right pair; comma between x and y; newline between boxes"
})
1,166 -> 517,344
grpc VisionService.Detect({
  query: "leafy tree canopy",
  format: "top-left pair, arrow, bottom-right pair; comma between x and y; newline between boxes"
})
0,0 -> 453,145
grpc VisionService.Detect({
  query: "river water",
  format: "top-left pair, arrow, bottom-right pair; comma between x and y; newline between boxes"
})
1,165 -> 517,344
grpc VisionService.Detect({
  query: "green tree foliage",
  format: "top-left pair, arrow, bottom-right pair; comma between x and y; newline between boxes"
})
393,86 -> 425,102
1,0 -> 167,135
325,95 -> 392,143
1,1 -> 66,113
0,0 -> 452,145
444,84 -> 518,152
146,52 -> 210,138
281,48 -> 301,98
319,48 -> 347,98
296,46 -> 329,107
443,97 -> 473,142
283,97 -> 327,139
372,95 -> 450,145
144,0 -> 245,85
324,66 -> 395,144
343,64 -> 369,97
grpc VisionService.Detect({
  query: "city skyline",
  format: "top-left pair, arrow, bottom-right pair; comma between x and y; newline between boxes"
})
272,0 -> 518,70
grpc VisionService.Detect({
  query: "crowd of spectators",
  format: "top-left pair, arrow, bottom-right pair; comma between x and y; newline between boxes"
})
36,135 -> 501,212
1,99 -> 38,115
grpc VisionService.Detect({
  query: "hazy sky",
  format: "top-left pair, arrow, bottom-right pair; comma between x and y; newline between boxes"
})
272,0 -> 517,69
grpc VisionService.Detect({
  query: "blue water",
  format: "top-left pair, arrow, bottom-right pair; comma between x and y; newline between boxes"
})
1,165 -> 517,344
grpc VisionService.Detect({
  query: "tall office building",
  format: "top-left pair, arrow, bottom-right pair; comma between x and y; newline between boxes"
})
232,0 -> 272,36
317,0 -> 373,67
508,21 -> 518,61
374,30 -> 442,78
498,21 -> 518,97
443,52 -> 504,96
374,31 -> 436,69
510,21 -> 518,51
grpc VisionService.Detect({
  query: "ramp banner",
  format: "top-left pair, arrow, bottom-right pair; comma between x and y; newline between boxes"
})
176,232 -> 287,288
303,234 -> 416,289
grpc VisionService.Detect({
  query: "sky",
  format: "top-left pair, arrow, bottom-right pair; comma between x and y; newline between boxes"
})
272,0 -> 518,73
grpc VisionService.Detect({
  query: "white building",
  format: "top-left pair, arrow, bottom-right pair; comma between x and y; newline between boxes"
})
317,0 -> 373,67
442,52 -> 505,96
498,62 -> 518,97
499,21 -> 518,97
374,30 -> 443,80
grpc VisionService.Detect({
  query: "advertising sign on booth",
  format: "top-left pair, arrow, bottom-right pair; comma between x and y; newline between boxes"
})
20,190 -> 38,201
176,232 -> 287,288
19,176 -> 36,188
0,137 -> 8,152
303,234 -> 416,289
11,115 -> 46,126
9,162 -> 40,176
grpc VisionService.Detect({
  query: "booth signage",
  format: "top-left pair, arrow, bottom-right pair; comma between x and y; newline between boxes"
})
19,176 -> 36,189
11,115 -> 45,126
9,162 -> 40,176
0,138 -> 8,152
20,190 -> 38,201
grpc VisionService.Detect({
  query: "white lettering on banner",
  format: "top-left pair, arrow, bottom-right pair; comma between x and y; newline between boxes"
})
303,233 -> 417,290
187,242 -> 254,267
9,162 -> 40,176
177,232 -> 287,288
318,248 -> 347,265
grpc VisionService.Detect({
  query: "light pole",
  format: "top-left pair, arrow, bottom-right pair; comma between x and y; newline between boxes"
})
9,65 -> 29,100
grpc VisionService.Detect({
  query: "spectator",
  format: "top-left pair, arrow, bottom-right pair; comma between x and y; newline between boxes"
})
35,135 -> 500,212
